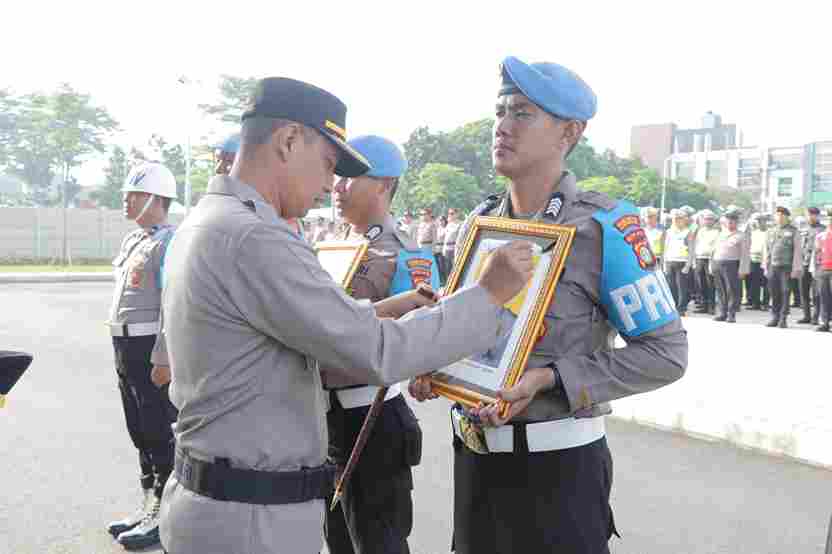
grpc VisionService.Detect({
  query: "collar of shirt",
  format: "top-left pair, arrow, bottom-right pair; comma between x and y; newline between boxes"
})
207,175 -> 283,227
497,171 -> 576,222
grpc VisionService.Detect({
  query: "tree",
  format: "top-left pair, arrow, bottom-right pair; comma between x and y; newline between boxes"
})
567,137 -> 606,181
199,75 -> 259,123
577,176 -> 627,199
48,83 -> 119,206
94,146 -> 130,209
395,163 -> 480,214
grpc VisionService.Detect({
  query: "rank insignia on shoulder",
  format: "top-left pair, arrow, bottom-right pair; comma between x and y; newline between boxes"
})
544,192 -> 565,219
365,225 -> 383,242
356,263 -> 369,277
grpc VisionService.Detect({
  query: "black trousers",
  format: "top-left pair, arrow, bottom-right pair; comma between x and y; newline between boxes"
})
695,258 -> 715,309
800,267 -> 820,320
666,261 -> 690,313
789,277 -> 801,306
714,260 -> 741,316
768,266 -> 793,320
745,262 -> 768,308
453,435 -> 616,554
325,394 -> 418,554
113,335 -> 177,498
817,270 -> 832,324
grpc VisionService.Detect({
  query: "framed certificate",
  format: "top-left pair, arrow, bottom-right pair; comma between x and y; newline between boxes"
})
315,240 -> 369,288
429,216 -> 575,411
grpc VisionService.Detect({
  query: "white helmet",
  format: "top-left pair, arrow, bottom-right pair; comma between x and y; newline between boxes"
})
122,162 -> 178,199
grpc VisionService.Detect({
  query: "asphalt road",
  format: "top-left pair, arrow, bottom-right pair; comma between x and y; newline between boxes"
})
1,283 -> 830,554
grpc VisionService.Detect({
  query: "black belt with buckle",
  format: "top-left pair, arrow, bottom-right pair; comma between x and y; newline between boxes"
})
174,449 -> 335,505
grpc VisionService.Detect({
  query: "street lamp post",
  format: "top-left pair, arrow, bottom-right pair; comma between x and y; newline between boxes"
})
177,76 -> 197,216
660,155 -> 673,221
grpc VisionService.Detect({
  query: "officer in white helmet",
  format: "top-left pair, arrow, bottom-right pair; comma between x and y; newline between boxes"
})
106,162 -> 179,550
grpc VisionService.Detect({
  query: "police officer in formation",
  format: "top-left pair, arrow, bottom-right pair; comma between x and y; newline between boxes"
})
106,162 -> 179,550
798,206 -> 826,325
442,207 -> 462,277
693,209 -> 719,314
813,206 -> 832,332
410,55 -> 687,554
763,206 -> 803,328
325,135 -> 435,554
157,77 -> 534,554
710,208 -> 750,322
663,208 -> 695,315
745,213 -> 770,310
643,206 -> 665,267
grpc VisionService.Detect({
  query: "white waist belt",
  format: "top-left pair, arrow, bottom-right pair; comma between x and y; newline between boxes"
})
108,321 -> 161,337
452,411 -> 605,454
335,384 -> 401,409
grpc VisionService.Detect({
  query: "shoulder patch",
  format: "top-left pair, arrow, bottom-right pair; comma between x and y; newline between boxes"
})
365,224 -> 383,242
577,190 -> 616,212
593,200 -> 678,337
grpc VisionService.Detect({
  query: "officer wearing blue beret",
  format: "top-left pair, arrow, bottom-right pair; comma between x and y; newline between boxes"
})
214,134 -> 240,175
410,56 -> 689,554
324,135 -> 437,554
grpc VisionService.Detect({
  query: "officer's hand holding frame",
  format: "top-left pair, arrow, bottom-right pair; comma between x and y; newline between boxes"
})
428,216 -> 575,417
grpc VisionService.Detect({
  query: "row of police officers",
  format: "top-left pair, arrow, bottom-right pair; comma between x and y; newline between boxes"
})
106,56 -> 689,553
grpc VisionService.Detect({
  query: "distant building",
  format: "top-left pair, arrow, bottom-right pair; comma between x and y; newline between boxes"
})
631,112 -> 832,211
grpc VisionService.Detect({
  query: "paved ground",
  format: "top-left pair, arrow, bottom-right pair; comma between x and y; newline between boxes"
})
1,283 -> 831,553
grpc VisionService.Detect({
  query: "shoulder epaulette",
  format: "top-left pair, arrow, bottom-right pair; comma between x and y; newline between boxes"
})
576,190 -> 617,212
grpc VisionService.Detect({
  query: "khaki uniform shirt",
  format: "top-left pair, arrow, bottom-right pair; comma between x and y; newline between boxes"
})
694,227 -> 720,259
109,224 -> 175,326
712,230 -> 751,274
416,220 -> 435,248
443,220 -> 462,258
157,176 -> 503,554
456,173 -> 687,423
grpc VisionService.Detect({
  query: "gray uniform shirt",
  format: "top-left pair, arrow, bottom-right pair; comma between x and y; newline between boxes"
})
457,173 -> 688,423
109,224 -> 175,325
158,175 -> 503,553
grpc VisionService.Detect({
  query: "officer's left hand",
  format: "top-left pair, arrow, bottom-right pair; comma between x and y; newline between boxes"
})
468,367 -> 553,427
151,365 -> 171,387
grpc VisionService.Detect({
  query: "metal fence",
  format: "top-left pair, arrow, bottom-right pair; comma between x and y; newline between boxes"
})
0,207 -> 185,262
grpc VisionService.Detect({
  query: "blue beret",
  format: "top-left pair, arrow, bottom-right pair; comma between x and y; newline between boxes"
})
215,134 -> 240,154
499,56 -> 597,121
347,135 -> 408,178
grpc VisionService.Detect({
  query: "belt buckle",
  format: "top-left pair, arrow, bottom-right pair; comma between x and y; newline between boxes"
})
457,412 -> 489,455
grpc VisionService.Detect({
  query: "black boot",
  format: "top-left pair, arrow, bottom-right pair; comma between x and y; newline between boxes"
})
816,322 -> 831,332
713,313 -> 727,322
107,488 -> 152,538
778,317 -> 788,329
727,312 -> 736,323
766,318 -> 779,327
796,316 -> 812,324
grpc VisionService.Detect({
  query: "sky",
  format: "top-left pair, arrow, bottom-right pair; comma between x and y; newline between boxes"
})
2,1 -> 830,186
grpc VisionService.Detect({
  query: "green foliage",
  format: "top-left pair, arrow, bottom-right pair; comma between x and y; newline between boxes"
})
199,75 -> 259,124
93,146 -> 129,209
394,163 -> 480,215
578,176 -> 627,199
0,84 -> 118,206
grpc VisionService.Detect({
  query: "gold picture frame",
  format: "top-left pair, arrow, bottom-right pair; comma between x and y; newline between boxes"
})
315,240 -> 369,288
429,216 -> 575,413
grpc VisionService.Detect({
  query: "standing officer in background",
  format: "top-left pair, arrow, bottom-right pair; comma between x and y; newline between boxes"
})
214,133 -> 239,175
763,206 -> 803,328
416,207 -> 436,250
693,209 -> 719,314
412,56 -> 687,554
664,208 -> 695,315
745,214 -> 769,310
813,206 -> 832,332
643,206 -> 665,267
798,206 -> 825,324
442,207 -> 463,279
326,135 -> 435,554
107,162 -> 179,551
711,208 -> 750,322
157,77 -> 534,554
